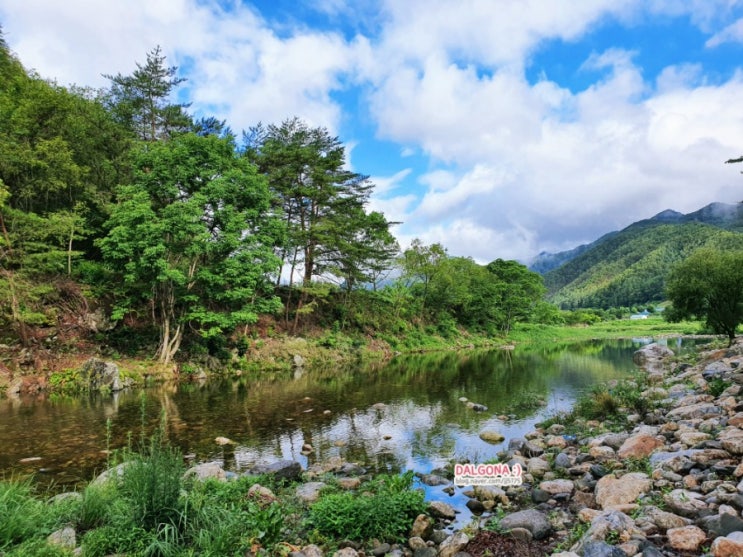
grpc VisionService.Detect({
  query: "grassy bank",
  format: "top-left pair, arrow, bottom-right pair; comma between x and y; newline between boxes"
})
507,315 -> 705,345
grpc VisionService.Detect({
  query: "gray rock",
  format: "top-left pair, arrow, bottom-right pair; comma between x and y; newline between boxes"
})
184,462 -> 227,481
555,452 -> 572,469
47,527 -> 76,550
412,549 -> 437,557
499,509 -> 552,540
296,482 -> 327,503
663,489 -> 709,517
249,459 -> 303,481
418,473 -> 449,486
699,511 -> 743,537
582,541 -> 628,557
79,358 -> 122,391
428,500 -> 456,519
438,532 -> 469,557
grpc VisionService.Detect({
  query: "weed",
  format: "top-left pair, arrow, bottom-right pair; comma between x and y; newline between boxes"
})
707,377 -> 731,397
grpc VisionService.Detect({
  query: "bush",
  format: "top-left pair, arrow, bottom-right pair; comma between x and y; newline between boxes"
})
308,472 -> 425,542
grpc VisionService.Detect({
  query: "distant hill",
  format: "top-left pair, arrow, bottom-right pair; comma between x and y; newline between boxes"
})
537,202 -> 743,309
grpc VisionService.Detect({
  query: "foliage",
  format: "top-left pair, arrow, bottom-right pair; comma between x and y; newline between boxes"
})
99,132 -> 283,363
0,480 -> 47,550
545,220 -> 743,309
665,248 -> 743,343
308,471 -> 425,542
103,46 -> 191,142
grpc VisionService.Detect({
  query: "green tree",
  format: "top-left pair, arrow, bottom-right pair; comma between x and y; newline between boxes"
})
400,239 -> 448,316
247,117 -> 375,286
486,259 -> 546,334
104,46 -> 191,142
99,133 -> 282,363
665,248 -> 743,344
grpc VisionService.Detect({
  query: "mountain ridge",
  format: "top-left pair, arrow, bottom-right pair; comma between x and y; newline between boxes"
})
534,202 -> 743,309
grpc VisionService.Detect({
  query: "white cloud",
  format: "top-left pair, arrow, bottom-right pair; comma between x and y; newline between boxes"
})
3,0 -> 743,263
706,17 -> 743,46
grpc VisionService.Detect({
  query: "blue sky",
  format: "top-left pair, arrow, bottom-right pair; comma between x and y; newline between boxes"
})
3,0 -> 743,263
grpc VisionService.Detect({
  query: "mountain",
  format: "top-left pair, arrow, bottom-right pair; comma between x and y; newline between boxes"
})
538,202 -> 743,309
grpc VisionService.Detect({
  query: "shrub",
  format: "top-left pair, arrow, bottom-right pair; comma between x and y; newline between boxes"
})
308,472 -> 425,542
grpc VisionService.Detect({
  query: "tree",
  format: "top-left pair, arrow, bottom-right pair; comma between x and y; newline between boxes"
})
98,133 -> 283,364
665,248 -> 743,344
247,117 -> 375,286
400,239 -> 448,316
104,46 -> 191,142
486,259 -> 546,334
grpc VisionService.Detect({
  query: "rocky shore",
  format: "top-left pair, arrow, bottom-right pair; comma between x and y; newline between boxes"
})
39,337 -> 743,556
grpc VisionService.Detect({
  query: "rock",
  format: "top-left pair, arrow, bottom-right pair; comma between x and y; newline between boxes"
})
554,452 -> 572,469
666,402 -> 722,420
478,430 -> 504,444
300,545 -> 324,557
509,527 -> 533,541
293,354 -> 305,367
437,532 -> 469,557
578,510 -> 642,551
499,509 -> 552,540
412,549 -> 437,557
184,462 -> 227,481
589,446 -> 616,461
666,525 -> 707,552
428,500 -> 456,519
522,441 -> 544,457
249,459 -> 303,481
79,358 -> 122,391
466,498 -> 485,514
711,531 -> 743,557
409,514 -> 434,540
617,434 -> 664,459
595,473 -> 651,509
408,537 -> 427,550
719,428 -> 743,455
296,482 -> 327,503
372,542 -> 391,556
47,527 -> 76,550
247,483 -> 276,506
333,549 -> 358,557
582,541 -> 628,557
336,477 -> 361,490
418,473 -> 449,486
473,485 -> 506,503
214,436 -> 234,445
526,457 -> 551,477
663,489 -> 709,517
700,512 -> 743,538
641,506 -> 691,531
539,479 -> 574,497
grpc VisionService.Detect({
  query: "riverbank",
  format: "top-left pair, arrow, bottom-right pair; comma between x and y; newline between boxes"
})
2,334 -> 740,556
0,315 -> 699,397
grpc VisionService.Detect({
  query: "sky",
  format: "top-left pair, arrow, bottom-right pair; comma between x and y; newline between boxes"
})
3,0 -> 743,264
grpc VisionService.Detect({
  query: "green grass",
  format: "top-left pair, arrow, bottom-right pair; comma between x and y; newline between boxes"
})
509,315 -> 705,345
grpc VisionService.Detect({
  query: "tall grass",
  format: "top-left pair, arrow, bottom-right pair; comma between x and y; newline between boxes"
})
0,480 -> 47,550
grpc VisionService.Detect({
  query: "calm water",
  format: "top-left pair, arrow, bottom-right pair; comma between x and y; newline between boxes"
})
0,338 -> 693,493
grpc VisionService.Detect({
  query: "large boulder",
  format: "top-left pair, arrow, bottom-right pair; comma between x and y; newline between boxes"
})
80,358 -> 122,391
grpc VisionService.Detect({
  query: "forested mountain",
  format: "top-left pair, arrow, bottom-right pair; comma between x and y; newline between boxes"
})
541,204 -> 743,309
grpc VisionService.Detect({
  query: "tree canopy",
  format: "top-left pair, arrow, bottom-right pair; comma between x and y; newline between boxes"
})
665,248 -> 743,343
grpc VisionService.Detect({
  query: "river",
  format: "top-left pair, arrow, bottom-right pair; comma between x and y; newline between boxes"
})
0,338 -> 694,494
